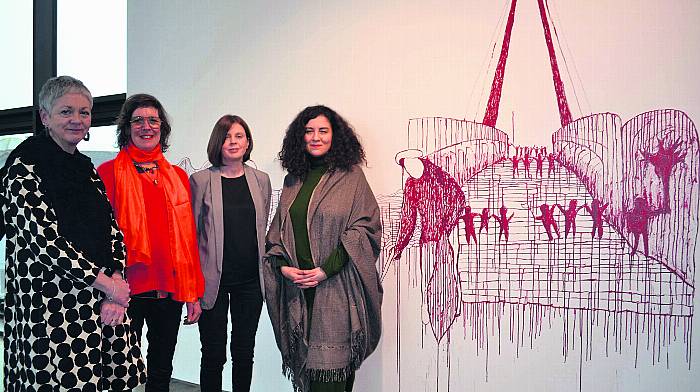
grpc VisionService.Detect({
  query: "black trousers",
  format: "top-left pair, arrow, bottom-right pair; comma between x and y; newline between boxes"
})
128,295 -> 184,392
198,279 -> 263,392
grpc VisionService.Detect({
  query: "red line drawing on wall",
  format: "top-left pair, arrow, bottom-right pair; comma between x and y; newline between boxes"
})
380,111 -> 697,390
377,0 -> 697,390
641,137 -> 687,213
557,199 -> 583,238
510,154 -> 520,177
583,198 -> 608,240
478,207 -> 491,234
391,152 -> 467,342
493,204 -> 514,242
534,202 -> 561,240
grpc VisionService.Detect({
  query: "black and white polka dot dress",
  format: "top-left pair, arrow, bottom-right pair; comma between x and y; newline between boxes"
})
1,137 -> 146,391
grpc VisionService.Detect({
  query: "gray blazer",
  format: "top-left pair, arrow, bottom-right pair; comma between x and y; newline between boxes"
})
190,164 -> 272,309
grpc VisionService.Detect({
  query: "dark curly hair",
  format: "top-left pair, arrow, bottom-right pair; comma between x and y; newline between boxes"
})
115,93 -> 172,151
279,105 -> 365,178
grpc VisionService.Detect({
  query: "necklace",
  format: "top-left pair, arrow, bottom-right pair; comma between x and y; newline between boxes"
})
133,161 -> 160,185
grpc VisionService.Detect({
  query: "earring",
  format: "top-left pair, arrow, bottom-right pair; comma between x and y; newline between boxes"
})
83,131 -> 91,141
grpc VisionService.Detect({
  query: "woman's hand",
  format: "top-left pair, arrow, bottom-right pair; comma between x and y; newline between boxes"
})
295,267 -> 328,289
93,271 -> 130,307
100,300 -> 127,327
280,266 -> 306,282
184,301 -> 202,325
110,275 -> 131,307
281,266 -> 327,289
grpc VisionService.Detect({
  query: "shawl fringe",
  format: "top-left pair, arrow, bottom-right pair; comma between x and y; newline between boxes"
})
308,367 -> 353,383
283,329 -> 367,391
281,364 -> 303,392
281,321 -> 306,392
348,328 -> 366,370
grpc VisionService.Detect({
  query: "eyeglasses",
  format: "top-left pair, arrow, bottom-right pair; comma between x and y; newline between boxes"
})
130,116 -> 162,128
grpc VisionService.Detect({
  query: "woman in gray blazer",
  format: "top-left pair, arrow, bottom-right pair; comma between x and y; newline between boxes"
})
189,115 -> 272,392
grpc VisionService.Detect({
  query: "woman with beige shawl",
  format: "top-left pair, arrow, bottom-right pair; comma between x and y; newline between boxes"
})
264,105 -> 383,392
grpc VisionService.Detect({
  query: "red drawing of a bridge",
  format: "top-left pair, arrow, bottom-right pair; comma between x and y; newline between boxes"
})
378,0 -> 697,380
381,110 -> 697,353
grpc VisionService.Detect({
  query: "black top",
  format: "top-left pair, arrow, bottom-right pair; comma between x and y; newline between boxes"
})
221,174 -> 259,285
1,134 -> 118,272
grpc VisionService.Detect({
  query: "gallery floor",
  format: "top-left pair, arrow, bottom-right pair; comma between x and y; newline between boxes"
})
134,379 -> 201,392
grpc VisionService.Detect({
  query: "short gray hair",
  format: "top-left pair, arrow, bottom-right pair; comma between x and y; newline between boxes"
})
38,75 -> 93,114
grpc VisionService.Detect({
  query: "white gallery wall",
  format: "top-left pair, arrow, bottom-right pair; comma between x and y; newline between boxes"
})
128,1 -> 700,390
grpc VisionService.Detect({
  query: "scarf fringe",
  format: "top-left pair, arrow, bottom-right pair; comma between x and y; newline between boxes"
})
281,363 -> 304,392
308,367 -> 353,383
292,329 -> 367,387
281,328 -> 368,391
348,328 -> 366,370
282,321 -> 306,392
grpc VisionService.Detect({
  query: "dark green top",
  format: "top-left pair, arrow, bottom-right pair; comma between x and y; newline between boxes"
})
284,158 -> 348,277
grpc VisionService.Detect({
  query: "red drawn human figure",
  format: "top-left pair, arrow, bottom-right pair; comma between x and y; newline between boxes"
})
556,199 -> 584,238
640,137 -> 687,213
547,152 -> 556,176
510,155 -> 520,177
535,203 -> 560,240
523,152 -> 532,178
463,206 -> 480,245
478,207 -> 491,234
492,204 -> 514,242
625,194 -> 663,256
535,153 -> 545,178
583,198 -> 609,239
393,152 -> 465,342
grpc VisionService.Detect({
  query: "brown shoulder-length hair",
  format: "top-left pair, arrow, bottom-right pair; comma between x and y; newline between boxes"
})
115,93 -> 173,151
207,115 -> 253,166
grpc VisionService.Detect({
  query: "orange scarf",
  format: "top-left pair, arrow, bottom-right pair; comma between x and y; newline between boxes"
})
113,144 -> 203,302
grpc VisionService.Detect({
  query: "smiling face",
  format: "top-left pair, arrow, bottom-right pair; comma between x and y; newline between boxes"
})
304,115 -> 332,157
129,106 -> 161,151
40,92 -> 92,153
220,122 -> 249,165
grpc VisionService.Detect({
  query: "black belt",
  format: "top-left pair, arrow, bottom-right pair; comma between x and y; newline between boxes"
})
132,290 -> 170,299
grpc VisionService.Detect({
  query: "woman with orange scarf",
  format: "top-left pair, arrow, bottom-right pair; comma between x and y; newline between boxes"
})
98,94 -> 204,392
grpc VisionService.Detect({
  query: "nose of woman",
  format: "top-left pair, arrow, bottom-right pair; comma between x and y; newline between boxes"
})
69,111 -> 83,123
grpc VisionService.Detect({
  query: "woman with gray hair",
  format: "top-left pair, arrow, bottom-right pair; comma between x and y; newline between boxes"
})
0,75 -> 146,391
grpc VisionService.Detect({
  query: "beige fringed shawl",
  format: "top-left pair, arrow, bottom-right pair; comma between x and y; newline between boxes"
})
263,165 -> 383,392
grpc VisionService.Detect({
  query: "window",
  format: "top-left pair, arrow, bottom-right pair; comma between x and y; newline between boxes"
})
81,125 -> 119,167
0,2 -> 32,110
57,0 -> 126,96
